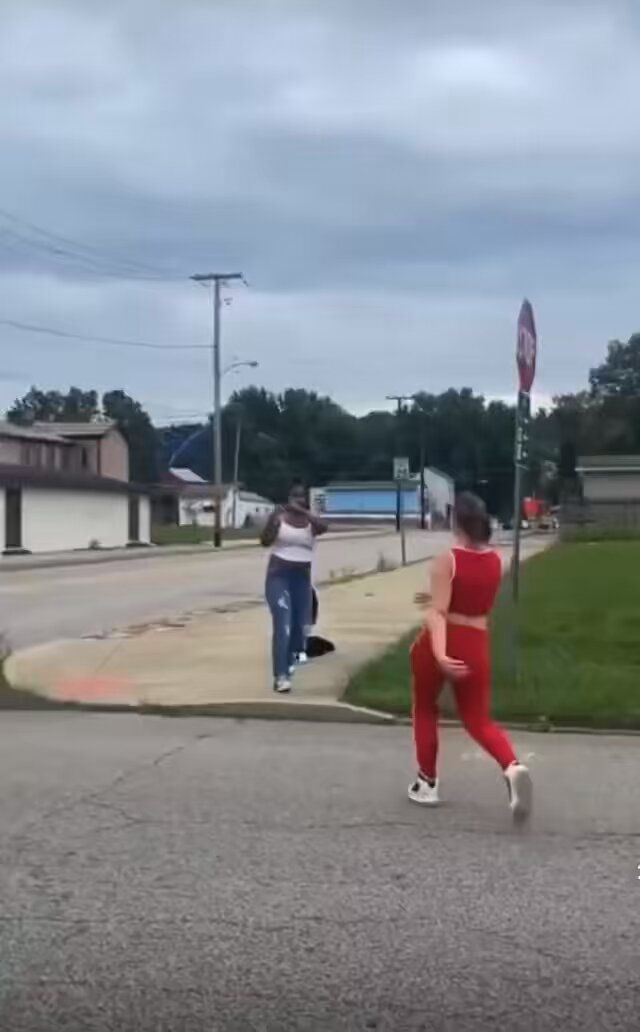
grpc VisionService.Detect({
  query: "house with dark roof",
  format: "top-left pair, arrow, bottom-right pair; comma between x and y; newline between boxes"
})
0,420 -> 148,555
31,420 -> 129,480
154,468 -> 272,530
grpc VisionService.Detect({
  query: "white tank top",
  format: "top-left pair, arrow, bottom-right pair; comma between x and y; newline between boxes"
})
272,519 -> 314,564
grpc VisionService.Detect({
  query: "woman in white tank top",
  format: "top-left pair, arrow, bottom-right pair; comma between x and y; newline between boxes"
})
261,482 -> 328,692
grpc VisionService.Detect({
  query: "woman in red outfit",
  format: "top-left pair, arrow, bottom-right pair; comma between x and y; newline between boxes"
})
409,492 -> 532,821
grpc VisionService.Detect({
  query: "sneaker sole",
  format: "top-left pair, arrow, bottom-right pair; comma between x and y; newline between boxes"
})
408,789 -> 439,806
509,767 -> 532,823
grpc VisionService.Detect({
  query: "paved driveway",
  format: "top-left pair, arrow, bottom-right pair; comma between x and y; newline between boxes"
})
0,715 -> 637,1031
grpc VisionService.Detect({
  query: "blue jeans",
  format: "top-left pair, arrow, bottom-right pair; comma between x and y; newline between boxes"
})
266,563 -> 312,679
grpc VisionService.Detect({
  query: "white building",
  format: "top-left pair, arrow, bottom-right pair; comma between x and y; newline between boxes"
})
166,469 -> 272,530
1,465 -> 150,555
421,467 -> 455,527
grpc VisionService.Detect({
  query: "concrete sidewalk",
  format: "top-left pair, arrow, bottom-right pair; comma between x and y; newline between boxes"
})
5,536 -> 550,719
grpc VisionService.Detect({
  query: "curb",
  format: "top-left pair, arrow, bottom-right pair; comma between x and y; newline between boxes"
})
379,716 -> 640,736
2,689 -> 639,735
0,682 -> 395,724
0,528 -> 396,574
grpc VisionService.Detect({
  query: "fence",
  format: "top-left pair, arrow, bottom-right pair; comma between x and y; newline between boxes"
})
560,498 -> 640,540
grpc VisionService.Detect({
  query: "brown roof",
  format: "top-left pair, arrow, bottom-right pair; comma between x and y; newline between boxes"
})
577,455 -> 640,472
31,420 -> 118,439
0,464 -> 148,495
0,421 -> 71,445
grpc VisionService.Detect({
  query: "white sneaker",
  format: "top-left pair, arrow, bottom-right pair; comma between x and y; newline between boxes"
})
297,651 -> 308,665
408,774 -> 439,806
273,677 -> 292,694
505,763 -> 532,823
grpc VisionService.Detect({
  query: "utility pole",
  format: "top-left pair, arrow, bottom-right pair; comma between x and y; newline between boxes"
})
418,417 -> 426,530
386,394 -> 414,532
191,272 -> 244,548
232,408 -> 242,530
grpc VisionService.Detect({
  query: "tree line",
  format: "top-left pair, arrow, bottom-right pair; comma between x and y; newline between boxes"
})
5,333 -> 640,519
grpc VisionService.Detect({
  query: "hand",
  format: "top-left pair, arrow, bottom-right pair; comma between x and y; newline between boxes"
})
435,655 -> 469,681
288,501 -> 308,515
414,592 -> 430,609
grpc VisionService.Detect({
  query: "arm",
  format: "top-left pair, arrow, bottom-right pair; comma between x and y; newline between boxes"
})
417,552 -> 468,680
260,508 -> 281,548
424,552 -> 453,664
307,510 -> 329,537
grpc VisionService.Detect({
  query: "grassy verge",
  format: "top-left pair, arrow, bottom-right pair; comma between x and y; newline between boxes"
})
344,541 -> 640,729
562,526 -> 640,544
151,524 -> 259,546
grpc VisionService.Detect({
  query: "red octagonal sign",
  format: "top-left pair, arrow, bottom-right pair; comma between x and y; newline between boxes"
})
517,299 -> 537,394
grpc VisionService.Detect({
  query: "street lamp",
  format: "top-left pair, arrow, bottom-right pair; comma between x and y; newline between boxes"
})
223,359 -> 259,378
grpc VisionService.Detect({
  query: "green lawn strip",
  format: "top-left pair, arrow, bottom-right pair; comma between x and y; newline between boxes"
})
563,527 -> 640,544
344,631 -> 415,715
151,524 -> 258,546
344,542 -> 640,729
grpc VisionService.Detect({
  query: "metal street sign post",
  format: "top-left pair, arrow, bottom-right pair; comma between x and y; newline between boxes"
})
512,299 -> 537,602
394,457 -> 410,565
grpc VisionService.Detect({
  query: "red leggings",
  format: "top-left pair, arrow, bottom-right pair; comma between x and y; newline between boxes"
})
410,624 -> 517,780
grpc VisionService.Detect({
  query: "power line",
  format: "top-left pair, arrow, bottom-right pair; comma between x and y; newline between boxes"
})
0,225 -> 171,282
0,206 -> 184,280
0,317 -> 210,351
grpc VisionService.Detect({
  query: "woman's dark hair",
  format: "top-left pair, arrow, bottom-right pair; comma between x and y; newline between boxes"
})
454,492 -> 491,544
284,480 -> 307,504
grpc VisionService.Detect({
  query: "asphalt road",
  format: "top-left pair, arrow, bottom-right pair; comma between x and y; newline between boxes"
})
0,531 -> 449,649
0,715 -> 637,1031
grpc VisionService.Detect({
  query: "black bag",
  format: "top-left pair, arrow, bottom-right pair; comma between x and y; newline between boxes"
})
307,588 -> 335,658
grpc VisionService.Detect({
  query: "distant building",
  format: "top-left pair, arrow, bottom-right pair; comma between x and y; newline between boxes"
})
421,467 -> 455,527
0,420 -> 148,556
155,468 -> 272,530
311,469 -> 454,527
561,455 -> 640,537
310,481 -> 419,522
577,455 -> 640,502
32,420 -> 128,480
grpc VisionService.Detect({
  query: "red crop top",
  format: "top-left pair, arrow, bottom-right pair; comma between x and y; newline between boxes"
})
448,547 -> 503,618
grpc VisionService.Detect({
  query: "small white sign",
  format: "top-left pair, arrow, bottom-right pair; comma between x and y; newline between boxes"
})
393,457 -> 410,481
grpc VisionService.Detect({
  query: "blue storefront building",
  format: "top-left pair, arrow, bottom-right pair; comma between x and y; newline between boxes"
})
311,481 -> 419,521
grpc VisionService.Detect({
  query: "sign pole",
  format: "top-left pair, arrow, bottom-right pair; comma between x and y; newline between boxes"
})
393,457 -> 410,565
511,300 -> 537,602
512,460 -> 523,601
510,299 -> 537,691
511,391 -> 530,601
399,481 -> 407,566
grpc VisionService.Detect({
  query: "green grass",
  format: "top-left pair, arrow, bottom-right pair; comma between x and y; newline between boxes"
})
151,524 -> 259,546
345,541 -> 640,729
562,526 -> 640,544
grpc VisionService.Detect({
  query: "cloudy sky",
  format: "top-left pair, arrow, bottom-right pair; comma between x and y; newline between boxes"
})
1,0 -> 639,421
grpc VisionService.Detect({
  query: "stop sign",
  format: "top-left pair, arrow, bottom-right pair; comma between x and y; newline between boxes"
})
517,299 -> 537,394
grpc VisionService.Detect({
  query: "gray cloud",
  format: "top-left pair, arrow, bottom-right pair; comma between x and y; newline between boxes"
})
1,0 -> 639,417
